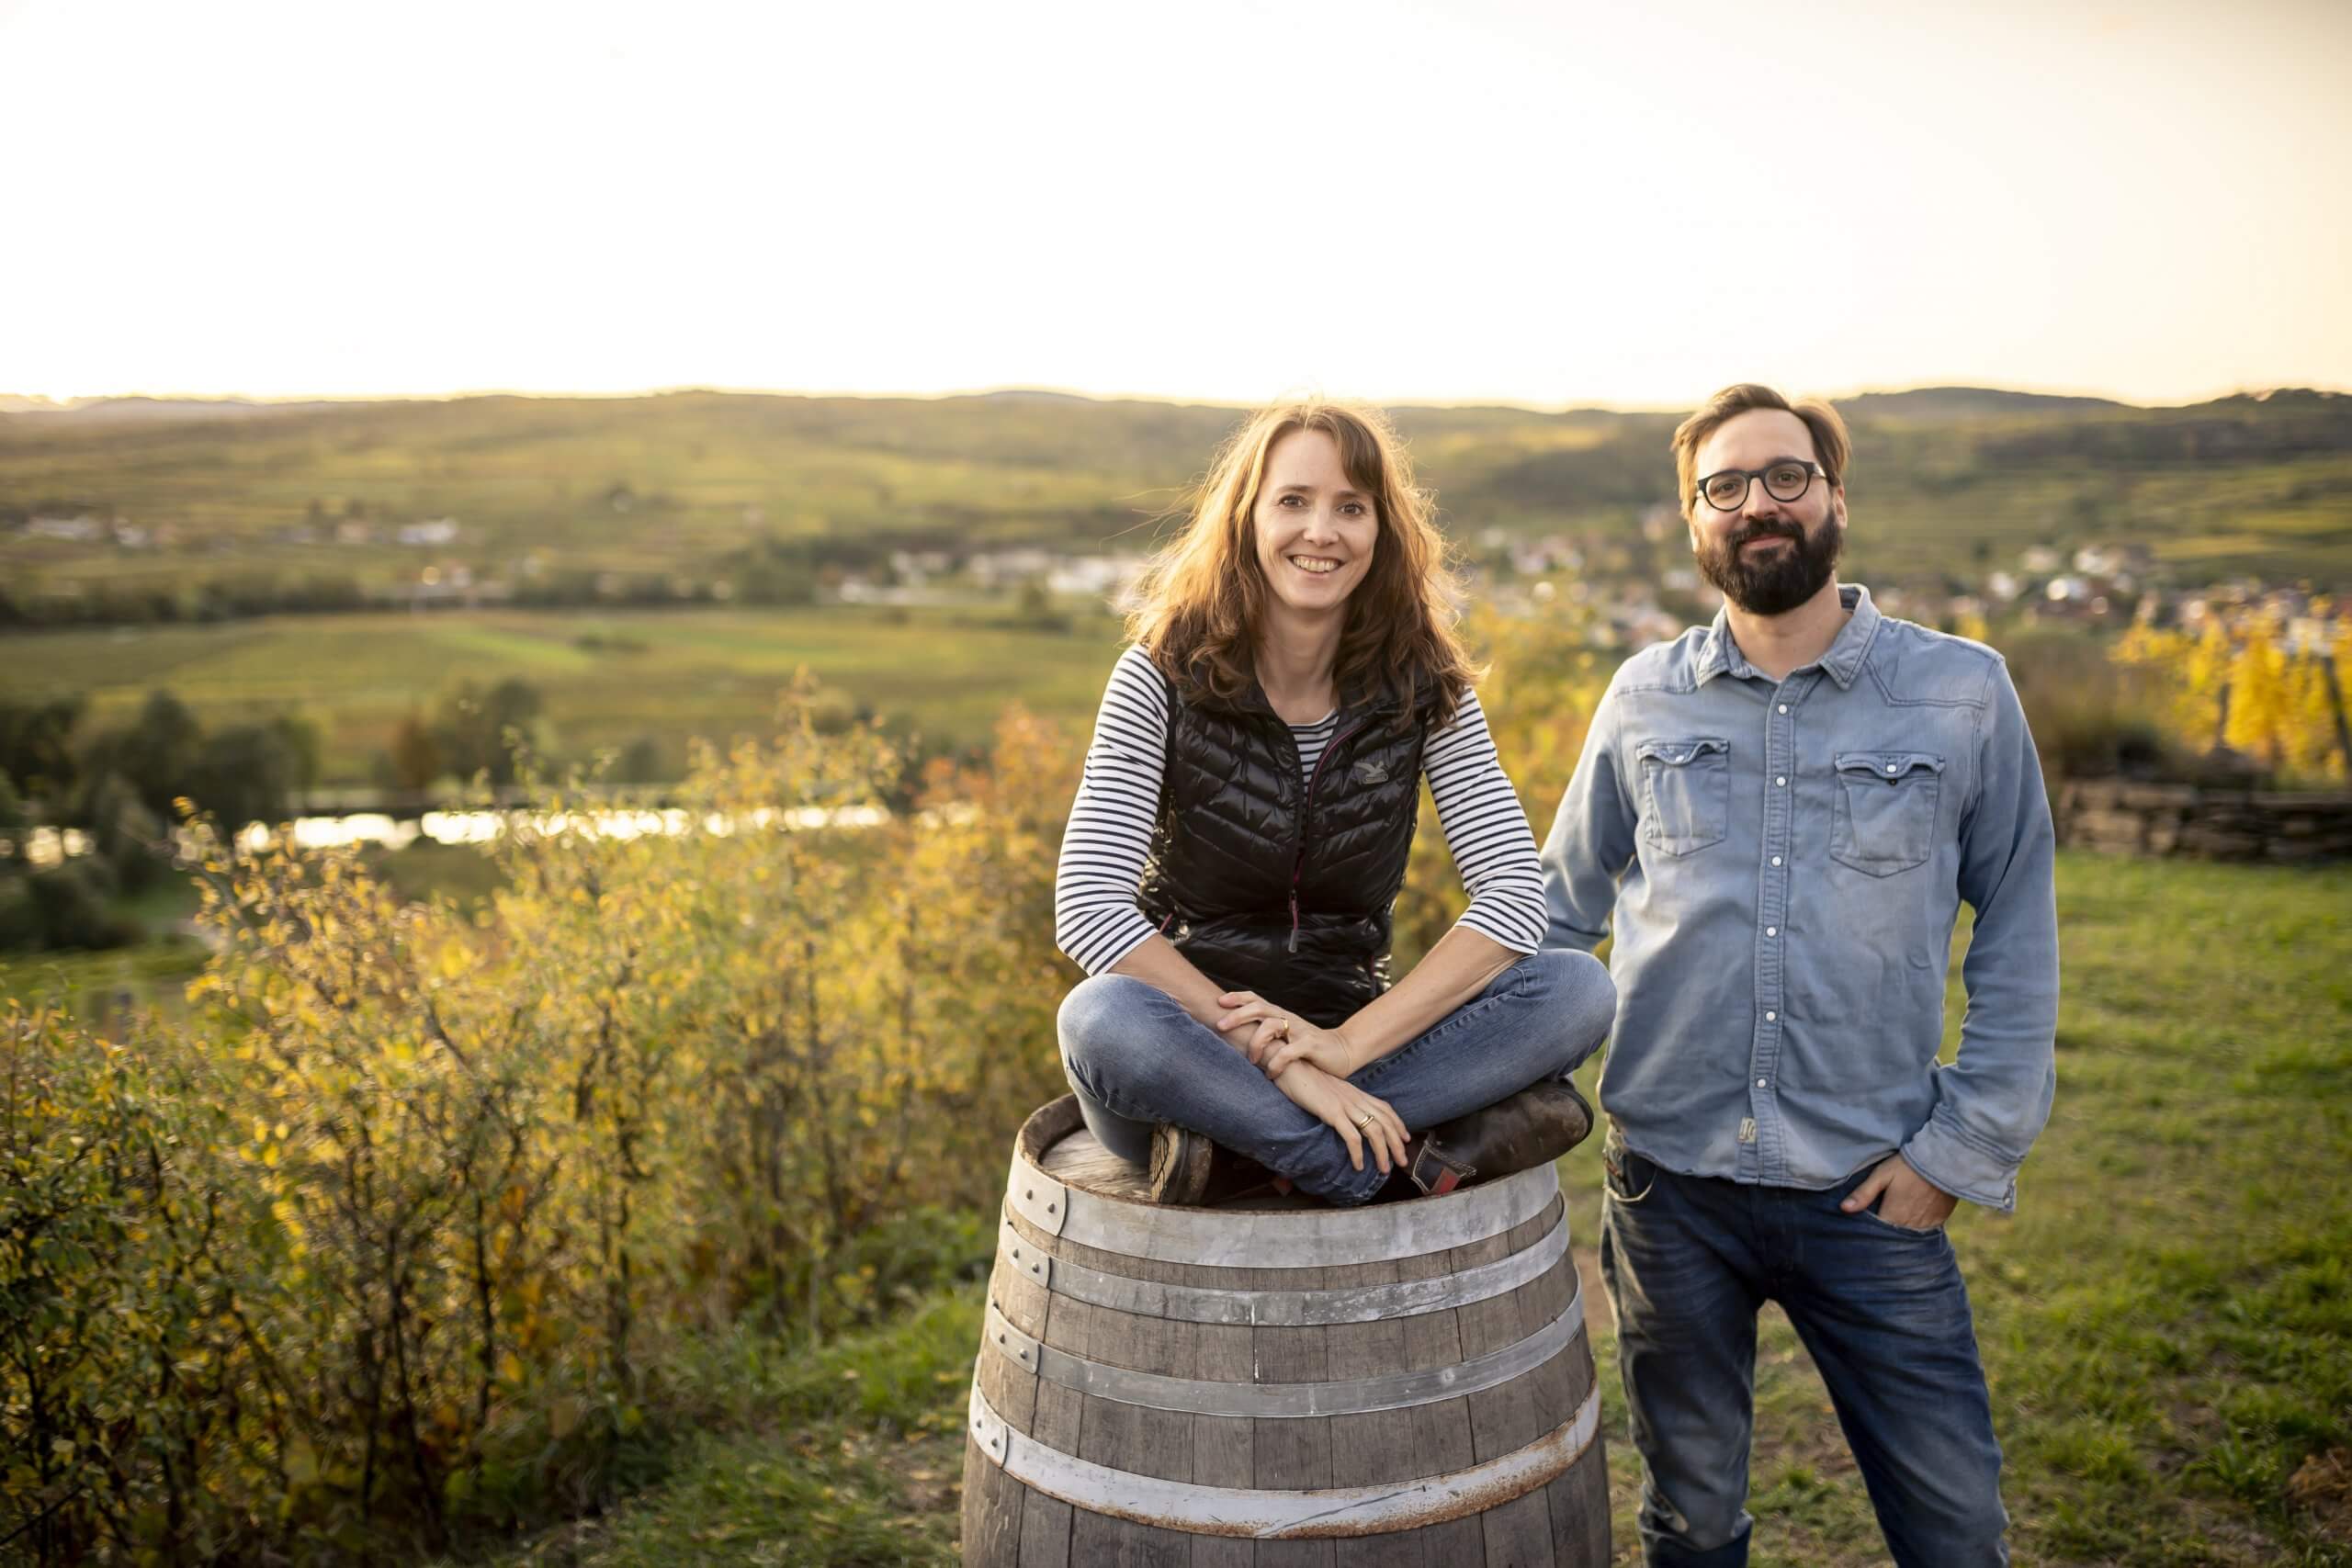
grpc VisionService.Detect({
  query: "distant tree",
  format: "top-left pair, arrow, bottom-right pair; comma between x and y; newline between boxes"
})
432,678 -> 544,786
387,709 -> 445,791
1013,579 -> 1069,632
28,857 -> 132,950
292,573 -> 366,612
723,535 -> 820,606
185,723 -> 306,833
0,875 -> 35,950
84,769 -> 169,892
0,695 -> 85,803
614,735 -> 663,784
0,770 -> 28,866
79,690 -> 204,819
269,713 -> 323,796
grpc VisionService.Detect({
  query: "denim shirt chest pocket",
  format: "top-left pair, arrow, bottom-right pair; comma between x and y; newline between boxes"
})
1635,736 -> 1730,857
1830,750 -> 1944,875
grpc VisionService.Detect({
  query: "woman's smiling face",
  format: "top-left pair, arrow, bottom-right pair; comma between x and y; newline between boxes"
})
1252,427 -> 1378,616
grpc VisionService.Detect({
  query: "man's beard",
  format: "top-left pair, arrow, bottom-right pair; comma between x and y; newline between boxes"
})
1694,513 -> 1842,615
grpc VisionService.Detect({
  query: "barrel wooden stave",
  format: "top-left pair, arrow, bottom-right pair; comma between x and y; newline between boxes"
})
1255,1314 -> 1335,1568
1069,1279 -> 1193,1566
1327,1253 -> 1438,1568
1486,1227 -> 1590,1565
963,1101 -> 1606,1566
1002,1194 -> 1570,1391
1193,1314 -> 1259,1568
1547,1439 -> 1613,1563
1389,1224 -> 1489,1568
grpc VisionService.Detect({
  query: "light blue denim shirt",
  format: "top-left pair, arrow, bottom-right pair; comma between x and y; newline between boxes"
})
1540,584 -> 2059,1210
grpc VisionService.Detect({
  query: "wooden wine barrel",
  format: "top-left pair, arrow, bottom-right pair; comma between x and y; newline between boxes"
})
960,1094 -> 1608,1565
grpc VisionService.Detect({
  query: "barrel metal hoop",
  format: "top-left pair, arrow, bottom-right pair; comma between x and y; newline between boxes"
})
995,1223 -> 1054,1290
966,1376 -> 1602,1538
997,1209 -> 1568,1326
1007,1167 -> 1070,1237
984,1281 -> 1585,1417
1002,1154 -> 1556,1266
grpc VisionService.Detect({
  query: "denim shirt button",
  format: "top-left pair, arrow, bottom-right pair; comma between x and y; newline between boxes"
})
1765,1010 -> 1776,1021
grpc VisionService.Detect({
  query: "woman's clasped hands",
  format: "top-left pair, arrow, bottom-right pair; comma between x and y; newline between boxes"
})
1214,989 -> 1409,1174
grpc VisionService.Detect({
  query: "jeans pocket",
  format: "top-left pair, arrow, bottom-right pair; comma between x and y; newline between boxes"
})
1830,750 -> 1943,876
1855,1201 -> 1946,1238
1601,1124 -> 1657,1203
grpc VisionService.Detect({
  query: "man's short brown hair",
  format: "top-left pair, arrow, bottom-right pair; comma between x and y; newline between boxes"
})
1671,384 -> 1851,519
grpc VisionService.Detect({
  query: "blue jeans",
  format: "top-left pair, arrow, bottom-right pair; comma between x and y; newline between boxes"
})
1600,1137 -> 2007,1567
1056,948 -> 1616,1205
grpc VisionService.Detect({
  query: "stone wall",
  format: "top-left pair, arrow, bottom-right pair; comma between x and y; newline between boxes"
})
2053,781 -> 2352,863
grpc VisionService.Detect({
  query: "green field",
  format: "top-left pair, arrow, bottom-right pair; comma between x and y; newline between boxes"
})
6,388 -> 2350,601
0,604 -> 1125,784
446,852 -> 2352,1568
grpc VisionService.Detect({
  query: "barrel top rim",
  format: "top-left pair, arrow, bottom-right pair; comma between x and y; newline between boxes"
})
1012,1091 -> 1529,1218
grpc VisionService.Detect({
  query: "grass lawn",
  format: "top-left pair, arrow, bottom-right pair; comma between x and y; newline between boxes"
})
0,604 -> 1124,784
410,852 -> 2352,1563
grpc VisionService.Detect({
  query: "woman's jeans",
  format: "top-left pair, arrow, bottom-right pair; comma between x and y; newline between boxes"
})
1055,948 -> 1616,1205
1600,1138 -> 2007,1567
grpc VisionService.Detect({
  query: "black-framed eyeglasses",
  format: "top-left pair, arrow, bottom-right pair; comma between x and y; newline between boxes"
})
1694,459 -> 1828,512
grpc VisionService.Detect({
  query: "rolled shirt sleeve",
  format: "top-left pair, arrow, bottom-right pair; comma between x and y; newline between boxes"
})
1899,657 -> 2060,1211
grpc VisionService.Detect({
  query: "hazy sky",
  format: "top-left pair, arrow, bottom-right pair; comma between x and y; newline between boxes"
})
6,0 -> 2347,407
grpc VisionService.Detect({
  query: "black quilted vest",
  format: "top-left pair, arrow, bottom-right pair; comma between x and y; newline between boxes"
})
1136,671 -> 1432,1029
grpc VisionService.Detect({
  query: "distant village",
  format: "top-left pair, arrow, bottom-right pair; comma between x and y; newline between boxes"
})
10,499 -> 2344,652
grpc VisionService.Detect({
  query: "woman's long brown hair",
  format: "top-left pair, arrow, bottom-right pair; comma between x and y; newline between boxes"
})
1125,400 -> 1479,728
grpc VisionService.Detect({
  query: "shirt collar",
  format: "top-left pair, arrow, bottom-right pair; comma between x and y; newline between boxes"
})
1695,582 -> 1882,690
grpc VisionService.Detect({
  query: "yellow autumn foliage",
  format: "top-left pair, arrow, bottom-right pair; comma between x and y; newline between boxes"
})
1,690 -> 1075,1563
2116,605 -> 2352,780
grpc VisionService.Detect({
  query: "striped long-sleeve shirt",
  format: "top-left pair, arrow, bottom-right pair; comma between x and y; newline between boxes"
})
1055,645 -> 1549,978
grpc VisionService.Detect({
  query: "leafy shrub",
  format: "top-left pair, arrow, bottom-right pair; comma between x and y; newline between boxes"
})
0,691 -> 1076,1563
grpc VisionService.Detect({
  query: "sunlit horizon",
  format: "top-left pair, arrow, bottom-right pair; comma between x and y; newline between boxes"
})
13,376 -> 2346,416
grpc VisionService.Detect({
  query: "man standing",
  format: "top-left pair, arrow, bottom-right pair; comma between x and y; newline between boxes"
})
1541,384 -> 2058,1566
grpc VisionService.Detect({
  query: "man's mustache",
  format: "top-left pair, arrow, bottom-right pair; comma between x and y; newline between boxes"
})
1725,520 -> 1805,550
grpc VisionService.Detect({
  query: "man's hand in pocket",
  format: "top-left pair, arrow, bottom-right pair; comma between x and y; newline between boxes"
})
1842,1154 -> 1958,1230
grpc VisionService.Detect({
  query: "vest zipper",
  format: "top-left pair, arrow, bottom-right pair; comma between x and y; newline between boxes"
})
1290,717 -> 1370,953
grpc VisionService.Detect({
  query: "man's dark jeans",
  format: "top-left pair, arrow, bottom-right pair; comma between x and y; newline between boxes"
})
1600,1134 -> 2007,1567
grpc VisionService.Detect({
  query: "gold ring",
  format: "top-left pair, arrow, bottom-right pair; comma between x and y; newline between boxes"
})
1351,1111 -> 1374,1130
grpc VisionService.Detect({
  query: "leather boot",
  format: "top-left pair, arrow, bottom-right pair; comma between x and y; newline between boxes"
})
1391,1078 -> 1595,1198
1148,1122 -> 1285,1206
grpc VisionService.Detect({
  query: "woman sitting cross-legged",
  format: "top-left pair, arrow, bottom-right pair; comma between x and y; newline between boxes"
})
1054,400 -> 1616,1207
